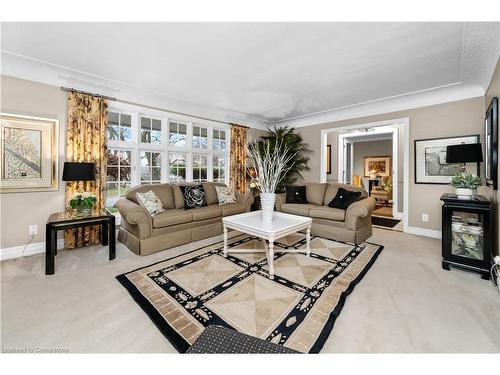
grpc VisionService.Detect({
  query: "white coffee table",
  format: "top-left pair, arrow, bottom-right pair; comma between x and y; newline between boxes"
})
222,210 -> 312,279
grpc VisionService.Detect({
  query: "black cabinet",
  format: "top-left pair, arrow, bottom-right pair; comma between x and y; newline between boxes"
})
441,194 -> 493,280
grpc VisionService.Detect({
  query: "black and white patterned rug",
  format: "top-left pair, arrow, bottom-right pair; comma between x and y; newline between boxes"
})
117,233 -> 383,353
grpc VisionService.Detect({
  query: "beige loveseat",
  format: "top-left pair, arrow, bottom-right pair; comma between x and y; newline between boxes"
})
276,182 -> 376,244
116,182 -> 254,255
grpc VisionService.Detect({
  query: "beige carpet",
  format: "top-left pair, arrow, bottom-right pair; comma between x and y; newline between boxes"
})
117,233 -> 382,353
1,228 -> 499,353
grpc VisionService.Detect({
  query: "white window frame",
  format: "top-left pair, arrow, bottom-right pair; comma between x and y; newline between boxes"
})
105,103 -> 230,207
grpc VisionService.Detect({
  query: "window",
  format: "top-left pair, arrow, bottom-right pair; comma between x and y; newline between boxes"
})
193,125 -> 208,149
213,155 -> 226,183
140,117 -> 162,144
213,129 -> 226,150
192,154 -> 208,182
169,121 -> 187,147
106,149 -> 132,197
108,111 -> 132,142
169,152 -> 187,181
140,151 -> 162,184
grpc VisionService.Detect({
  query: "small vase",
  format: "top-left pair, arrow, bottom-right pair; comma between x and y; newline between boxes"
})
455,188 -> 475,199
76,205 -> 92,216
261,192 -> 276,224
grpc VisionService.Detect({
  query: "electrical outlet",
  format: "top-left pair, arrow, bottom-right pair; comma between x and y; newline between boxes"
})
422,214 -> 429,223
29,225 -> 37,235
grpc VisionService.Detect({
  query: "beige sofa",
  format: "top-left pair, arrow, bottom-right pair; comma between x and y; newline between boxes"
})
116,182 -> 254,255
276,182 -> 376,244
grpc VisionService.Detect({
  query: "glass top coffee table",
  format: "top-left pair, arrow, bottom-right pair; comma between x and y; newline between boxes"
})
222,210 -> 312,279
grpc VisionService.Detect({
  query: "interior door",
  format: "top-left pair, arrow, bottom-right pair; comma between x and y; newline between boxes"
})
343,139 -> 353,184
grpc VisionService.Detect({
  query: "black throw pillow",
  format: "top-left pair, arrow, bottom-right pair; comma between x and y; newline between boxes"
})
285,185 -> 308,204
328,188 -> 362,210
180,185 -> 206,209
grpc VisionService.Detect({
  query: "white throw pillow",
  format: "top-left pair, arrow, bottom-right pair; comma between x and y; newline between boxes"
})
215,185 -> 237,205
136,190 -> 166,216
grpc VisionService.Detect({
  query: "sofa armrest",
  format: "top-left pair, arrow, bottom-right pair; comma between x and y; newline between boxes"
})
345,197 -> 376,230
275,193 -> 286,211
115,198 -> 153,239
235,192 -> 254,212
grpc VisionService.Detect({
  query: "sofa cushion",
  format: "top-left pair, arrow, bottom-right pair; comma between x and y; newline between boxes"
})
126,184 -> 175,209
222,203 -> 246,216
180,185 -> 207,209
324,183 -> 367,205
136,190 -> 165,216
215,185 -> 237,205
309,206 -> 346,221
152,209 -> 193,228
285,185 -> 308,204
328,188 -> 362,210
305,183 -> 327,205
191,205 -> 222,221
172,183 -> 198,209
203,182 -> 227,205
280,203 -> 319,217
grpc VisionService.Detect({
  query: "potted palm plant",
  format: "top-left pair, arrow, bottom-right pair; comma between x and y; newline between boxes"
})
450,173 -> 482,199
246,139 -> 296,223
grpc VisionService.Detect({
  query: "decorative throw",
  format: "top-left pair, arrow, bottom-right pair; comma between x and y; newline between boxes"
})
180,185 -> 206,209
285,185 -> 308,204
64,92 -> 107,249
136,190 -> 166,216
215,185 -> 237,205
328,188 -> 362,210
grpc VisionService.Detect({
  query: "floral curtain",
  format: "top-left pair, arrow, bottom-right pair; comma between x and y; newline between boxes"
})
229,124 -> 247,193
64,92 -> 108,249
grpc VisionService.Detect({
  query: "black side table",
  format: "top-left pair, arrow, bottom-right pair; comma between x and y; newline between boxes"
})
45,211 -> 116,275
440,193 -> 493,279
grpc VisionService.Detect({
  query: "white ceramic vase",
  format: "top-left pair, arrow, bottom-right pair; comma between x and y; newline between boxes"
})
261,192 -> 276,224
455,188 -> 475,199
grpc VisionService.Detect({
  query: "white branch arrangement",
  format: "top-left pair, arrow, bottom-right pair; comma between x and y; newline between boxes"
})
246,139 -> 297,193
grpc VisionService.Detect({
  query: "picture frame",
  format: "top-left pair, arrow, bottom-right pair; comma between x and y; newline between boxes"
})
0,112 -> 59,193
485,97 -> 498,190
326,144 -> 331,174
364,156 -> 391,177
414,134 -> 480,185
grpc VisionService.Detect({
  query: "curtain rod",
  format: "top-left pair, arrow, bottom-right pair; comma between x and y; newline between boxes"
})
60,86 -> 249,128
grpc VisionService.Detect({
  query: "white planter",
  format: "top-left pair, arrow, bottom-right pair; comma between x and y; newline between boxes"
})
261,192 -> 276,224
455,188 -> 476,199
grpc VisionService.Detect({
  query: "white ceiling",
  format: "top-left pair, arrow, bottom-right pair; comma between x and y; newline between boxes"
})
1,22 -> 499,126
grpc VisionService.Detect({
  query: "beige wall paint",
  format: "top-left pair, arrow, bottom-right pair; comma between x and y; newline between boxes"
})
352,139 -> 392,178
1,75 -> 67,249
296,96 -> 486,232
326,132 -> 338,181
485,59 -> 500,256
0,75 -> 269,250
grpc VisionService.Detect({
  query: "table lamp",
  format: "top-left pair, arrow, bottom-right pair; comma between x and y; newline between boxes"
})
62,162 -> 96,191
446,143 -> 483,173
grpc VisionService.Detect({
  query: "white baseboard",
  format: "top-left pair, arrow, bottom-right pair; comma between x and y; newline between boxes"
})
0,239 -> 64,261
405,226 -> 442,239
393,212 -> 404,220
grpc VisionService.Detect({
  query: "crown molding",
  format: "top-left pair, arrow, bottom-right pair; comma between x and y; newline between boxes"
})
271,82 -> 484,128
0,51 -> 270,130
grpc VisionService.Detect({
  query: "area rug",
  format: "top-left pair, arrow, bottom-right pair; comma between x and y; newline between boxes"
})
372,216 -> 401,228
116,233 -> 383,353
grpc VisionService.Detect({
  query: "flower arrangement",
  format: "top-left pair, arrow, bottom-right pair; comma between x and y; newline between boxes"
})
450,173 -> 482,189
70,192 -> 97,214
369,169 -> 378,179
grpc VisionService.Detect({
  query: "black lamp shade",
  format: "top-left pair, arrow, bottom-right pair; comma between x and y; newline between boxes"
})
446,143 -> 483,164
62,162 -> 96,181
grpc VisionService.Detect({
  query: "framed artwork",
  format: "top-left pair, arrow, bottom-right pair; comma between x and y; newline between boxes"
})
364,156 -> 391,177
326,145 -> 331,174
0,113 -> 59,193
485,97 -> 498,190
414,134 -> 479,184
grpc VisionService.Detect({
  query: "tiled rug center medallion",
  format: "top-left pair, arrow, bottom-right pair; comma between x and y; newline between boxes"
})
117,234 -> 383,353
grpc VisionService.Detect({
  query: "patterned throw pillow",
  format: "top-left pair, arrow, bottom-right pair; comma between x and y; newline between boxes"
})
180,185 -> 207,209
215,185 -> 237,205
136,190 -> 166,216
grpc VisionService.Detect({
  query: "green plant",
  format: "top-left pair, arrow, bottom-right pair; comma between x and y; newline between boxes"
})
249,126 -> 312,193
450,173 -> 482,189
70,192 -> 97,210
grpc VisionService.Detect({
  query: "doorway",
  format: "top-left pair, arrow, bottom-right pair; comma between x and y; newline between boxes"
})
320,118 -> 409,232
